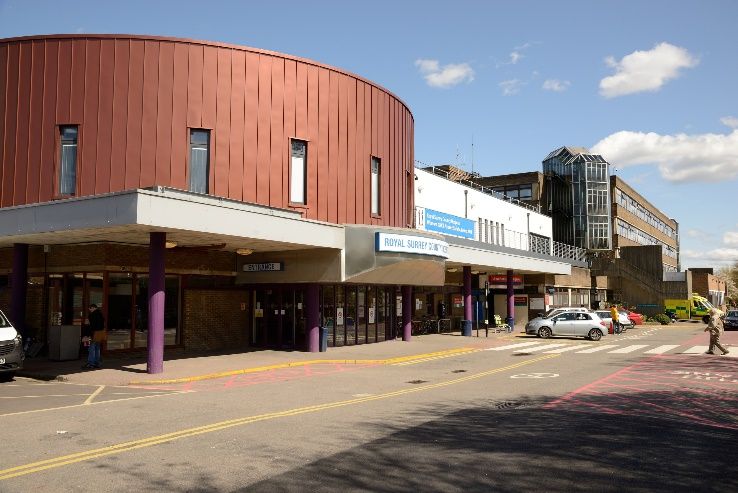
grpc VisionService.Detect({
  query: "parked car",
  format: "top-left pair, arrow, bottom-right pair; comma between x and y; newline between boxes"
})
595,310 -> 631,333
0,309 -> 24,381
618,310 -> 636,329
526,310 -> 608,341
621,309 -> 644,325
724,309 -> 738,330
541,307 -> 592,319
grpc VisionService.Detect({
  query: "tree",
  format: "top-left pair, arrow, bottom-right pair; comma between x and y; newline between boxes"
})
716,262 -> 738,307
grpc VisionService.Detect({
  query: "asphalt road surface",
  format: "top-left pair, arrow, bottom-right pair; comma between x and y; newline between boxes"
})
1,323 -> 736,492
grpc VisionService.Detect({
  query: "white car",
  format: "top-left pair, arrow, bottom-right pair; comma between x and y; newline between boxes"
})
526,310 -> 608,341
595,310 -> 633,332
0,309 -> 24,381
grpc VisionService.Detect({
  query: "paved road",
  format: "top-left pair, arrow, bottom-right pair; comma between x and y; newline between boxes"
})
1,324 -> 736,492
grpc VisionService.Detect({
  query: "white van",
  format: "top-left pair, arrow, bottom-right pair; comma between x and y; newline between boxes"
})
0,309 -> 24,381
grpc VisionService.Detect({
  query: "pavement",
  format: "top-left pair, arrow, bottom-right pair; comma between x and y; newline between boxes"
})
17,329 -> 512,387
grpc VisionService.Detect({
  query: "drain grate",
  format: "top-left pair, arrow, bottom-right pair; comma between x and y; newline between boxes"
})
407,379 -> 428,384
451,370 -> 467,373
495,401 -> 530,410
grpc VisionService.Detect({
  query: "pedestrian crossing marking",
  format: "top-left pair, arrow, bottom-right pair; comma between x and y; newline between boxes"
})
644,345 -> 680,354
514,343 -> 567,353
684,346 -> 709,354
543,344 -> 592,353
608,344 -> 649,354
576,344 -> 620,353
486,341 -> 544,351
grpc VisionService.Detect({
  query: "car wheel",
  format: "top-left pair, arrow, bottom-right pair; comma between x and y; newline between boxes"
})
588,328 -> 603,341
538,326 -> 552,339
0,372 -> 15,382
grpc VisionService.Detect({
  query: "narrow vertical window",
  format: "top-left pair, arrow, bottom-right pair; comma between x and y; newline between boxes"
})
371,156 -> 381,215
290,139 -> 307,204
59,126 -> 78,195
189,129 -> 210,194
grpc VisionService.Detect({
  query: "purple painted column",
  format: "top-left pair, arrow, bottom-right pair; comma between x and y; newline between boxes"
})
506,269 -> 515,331
462,266 -> 472,336
402,285 -> 412,342
147,232 -> 166,374
11,244 -> 28,339
306,284 -> 320,352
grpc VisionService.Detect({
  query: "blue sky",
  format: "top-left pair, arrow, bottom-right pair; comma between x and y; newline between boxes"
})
1,0 -> 736,269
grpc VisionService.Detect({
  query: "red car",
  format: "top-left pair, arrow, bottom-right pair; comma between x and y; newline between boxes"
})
622,310 -> 644,325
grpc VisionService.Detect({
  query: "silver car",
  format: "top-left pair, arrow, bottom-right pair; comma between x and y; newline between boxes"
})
526,310 -> 608,341
0,309 -> 24,381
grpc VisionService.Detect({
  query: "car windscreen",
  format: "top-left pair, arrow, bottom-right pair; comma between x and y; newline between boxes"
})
0,311 -> 8,327
728,311 -> 738,318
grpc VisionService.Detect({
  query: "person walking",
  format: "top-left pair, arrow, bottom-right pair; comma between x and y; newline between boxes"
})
704,307 -> 729,355
610,305 -> 620,334
83,304 -> 106,369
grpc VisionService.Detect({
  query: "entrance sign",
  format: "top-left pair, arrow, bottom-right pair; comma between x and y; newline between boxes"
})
243,262 -> 284,272
416,207 -> 475,240
487,274 -> 523,289
375,232 -> 449,258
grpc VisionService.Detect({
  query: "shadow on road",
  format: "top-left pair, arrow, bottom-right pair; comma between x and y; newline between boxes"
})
241,387 -> 737,493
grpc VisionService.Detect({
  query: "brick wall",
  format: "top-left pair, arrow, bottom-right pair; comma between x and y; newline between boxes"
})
183,289 -> 250,352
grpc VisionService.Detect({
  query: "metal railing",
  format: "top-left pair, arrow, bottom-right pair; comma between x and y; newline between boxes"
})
477,225 -> 588,262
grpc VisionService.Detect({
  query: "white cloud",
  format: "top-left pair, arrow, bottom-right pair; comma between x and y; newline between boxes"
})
542,79 -> 570,92
686,229 -> 708,239
415,59 -> 474,88
591,129 -> 738,182
721,116 -> 738,128
509,51 -> 523,64
599,42 -> 698,98
499,79 -> 524,96
724,231 -> 738,247
682,248 -> 738,266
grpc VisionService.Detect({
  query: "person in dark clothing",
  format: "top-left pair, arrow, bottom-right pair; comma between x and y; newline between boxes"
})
83,304 -> 105,369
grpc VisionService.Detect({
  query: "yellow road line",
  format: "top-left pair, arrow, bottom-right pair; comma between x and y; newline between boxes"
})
128,347 -> 476,385
0,391 -> 191,418
0,353 -> 558,481
83,385 -> 106,405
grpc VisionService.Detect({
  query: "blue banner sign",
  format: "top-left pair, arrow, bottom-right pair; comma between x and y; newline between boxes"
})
375,232 -> 449,258
417,207 -> 475,239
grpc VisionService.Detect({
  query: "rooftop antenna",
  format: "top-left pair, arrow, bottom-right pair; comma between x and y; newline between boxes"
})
471,134 -> 475,176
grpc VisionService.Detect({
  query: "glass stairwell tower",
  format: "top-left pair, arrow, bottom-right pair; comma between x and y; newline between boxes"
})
543,147 -> 612,251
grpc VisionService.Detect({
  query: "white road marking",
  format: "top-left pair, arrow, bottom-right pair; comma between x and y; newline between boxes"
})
608,345 -> 649,354
644,345 -> 680,354
543,344 -> 592,353
514,343 -> 567,353
576,344 -> 620,354
683,346 -> 709,354
486,342 -> 545,351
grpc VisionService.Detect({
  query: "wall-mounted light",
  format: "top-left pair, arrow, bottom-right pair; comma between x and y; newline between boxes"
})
165,241 -> 178,249
447,268 -> 458,273
236,248 -> 254,256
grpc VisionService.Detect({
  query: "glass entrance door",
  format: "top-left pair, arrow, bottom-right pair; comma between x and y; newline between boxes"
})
251,287 -> 305,350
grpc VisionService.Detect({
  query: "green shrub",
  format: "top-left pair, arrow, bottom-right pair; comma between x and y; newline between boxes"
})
653,313 -> 671,325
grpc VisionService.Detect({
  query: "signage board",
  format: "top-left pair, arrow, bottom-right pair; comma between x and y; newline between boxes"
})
243,262 -> 284,272
514,296 -> 528,306
375,232 -> 449,258
487,274 -> 523,289
416,207 -> 475,240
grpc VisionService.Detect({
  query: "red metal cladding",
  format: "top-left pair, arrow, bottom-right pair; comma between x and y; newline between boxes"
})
0,34 -> 414,228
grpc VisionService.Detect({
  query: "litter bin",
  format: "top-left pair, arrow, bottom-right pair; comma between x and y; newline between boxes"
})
461,320 -> 472,337
319,326 -> 328,352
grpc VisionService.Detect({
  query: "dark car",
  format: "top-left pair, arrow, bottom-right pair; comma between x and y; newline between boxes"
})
0,309 -> 24,381
724,310 -> 738,330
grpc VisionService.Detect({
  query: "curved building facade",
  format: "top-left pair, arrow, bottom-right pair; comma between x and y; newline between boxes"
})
0,34 -> 414,226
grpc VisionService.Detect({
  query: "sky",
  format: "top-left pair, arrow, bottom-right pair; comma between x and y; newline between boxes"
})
1,0 -> 736,270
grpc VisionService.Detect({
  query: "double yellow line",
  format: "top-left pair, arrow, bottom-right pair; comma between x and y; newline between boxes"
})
129,347 -> 477,385
0,353 -> 558,481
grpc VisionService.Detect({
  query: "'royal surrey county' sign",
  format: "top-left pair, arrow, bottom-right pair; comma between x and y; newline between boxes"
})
375,232 -> 449,258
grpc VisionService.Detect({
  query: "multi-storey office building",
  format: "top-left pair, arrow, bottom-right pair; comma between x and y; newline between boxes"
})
0,34 -> 579,373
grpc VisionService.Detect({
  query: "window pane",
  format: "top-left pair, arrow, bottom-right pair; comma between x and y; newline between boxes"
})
290,140 -> 307,203
189,129 -> 210,193
59,126 -> 78,195
371,156 -> 380,214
